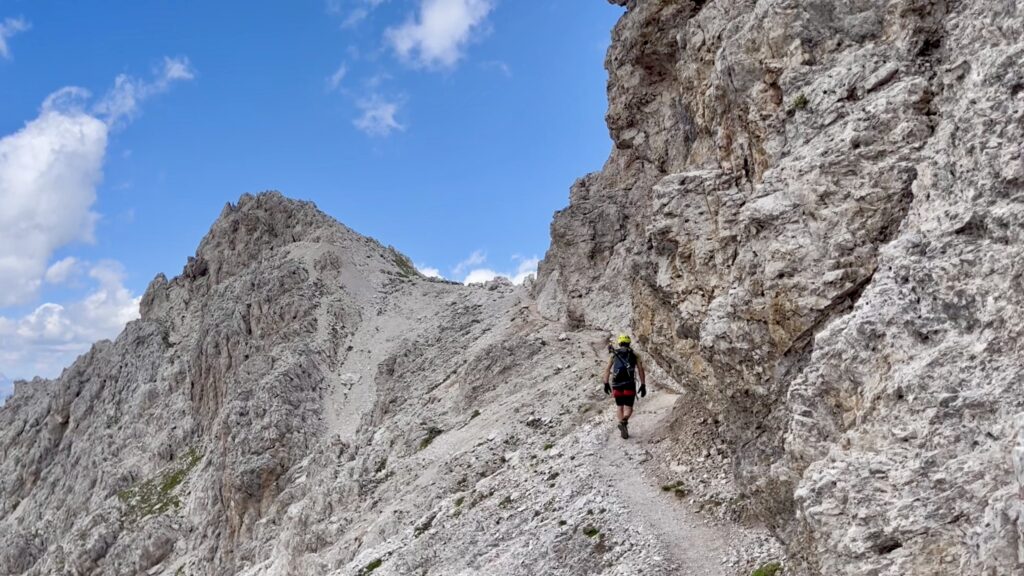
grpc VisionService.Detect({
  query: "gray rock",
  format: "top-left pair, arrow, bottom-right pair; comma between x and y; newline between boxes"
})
537,0 -> 1024,574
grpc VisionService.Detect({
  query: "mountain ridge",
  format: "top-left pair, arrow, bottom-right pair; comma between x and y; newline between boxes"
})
3,0 -> 1024,574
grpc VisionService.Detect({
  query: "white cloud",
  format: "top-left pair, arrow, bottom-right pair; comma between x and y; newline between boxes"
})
510,255 -> 539,284
416,264 -> 443,278
386,0 -> 494,69
463,268 -> 499,284
0,16 -> 29,60
0,261 -> 141,380
342,8 -> 370,28
327,63 -> 348,91
354,96 -> 404,136
44,257 -> 82,285
458,252 -> 539,285
452,249 -> 486,275
331,0 -> 388,28
94,56 -> 195,126
0,91 -> 107,307
0,59 -> 192,308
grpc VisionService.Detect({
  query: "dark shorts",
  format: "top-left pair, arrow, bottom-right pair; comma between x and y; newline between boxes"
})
612,387 -> 635,407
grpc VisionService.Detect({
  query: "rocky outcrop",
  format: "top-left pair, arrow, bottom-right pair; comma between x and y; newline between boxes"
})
0,193 -> 782,575
3,1 -> 1022,574
537,0 -> 1024,574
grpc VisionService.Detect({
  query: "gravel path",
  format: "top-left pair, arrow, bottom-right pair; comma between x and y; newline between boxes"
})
596,391 -> 746,576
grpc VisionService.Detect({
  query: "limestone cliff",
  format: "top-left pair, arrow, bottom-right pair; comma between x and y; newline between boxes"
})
537,0 -> 1024,574
2,1 -> 1022,575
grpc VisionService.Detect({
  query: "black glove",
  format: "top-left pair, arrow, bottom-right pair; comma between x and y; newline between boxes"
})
603,382 -> 611,395
639,384 -> 647,398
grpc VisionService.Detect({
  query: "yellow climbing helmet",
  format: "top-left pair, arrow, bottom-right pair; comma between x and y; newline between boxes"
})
617,334 -> 631,345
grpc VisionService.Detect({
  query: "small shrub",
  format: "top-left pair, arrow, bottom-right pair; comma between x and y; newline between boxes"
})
470,409 -> 481,420
543,443 -> 554,451
498,495 -> 513,509
361,558 -> 383,575
791,93 -> 808,110
454,496 -> 465,507
581,525 -> 600,538
558,519 -> 567,526
752,561 -> 782,576
119,447 -> 202,524
419,426 -> 443,450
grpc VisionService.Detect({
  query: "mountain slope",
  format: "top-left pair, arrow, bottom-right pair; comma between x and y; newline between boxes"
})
4,0 -> 1024,574
0,192 -> 780,575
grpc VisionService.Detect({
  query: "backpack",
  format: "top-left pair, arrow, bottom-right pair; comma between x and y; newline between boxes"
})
610,347 -> 637,388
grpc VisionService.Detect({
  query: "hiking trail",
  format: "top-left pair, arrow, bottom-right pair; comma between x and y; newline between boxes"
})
593,390 -> 759,576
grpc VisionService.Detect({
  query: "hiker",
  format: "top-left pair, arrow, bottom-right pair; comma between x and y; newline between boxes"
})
602,335 -> 646,439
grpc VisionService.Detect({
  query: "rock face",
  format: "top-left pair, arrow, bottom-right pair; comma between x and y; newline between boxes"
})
0,192 -> 783,575
537,0 -> 1024,574
2,1 -> 1022,575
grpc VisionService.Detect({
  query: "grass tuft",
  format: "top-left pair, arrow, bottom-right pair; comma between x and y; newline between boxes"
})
752,561 -> 782,576
419,426 -> 443,450
118,447 -> 202,524
361,558 -> 383,575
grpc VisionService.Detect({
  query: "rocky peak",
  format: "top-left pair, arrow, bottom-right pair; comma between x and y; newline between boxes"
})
2,2 -> 1023,575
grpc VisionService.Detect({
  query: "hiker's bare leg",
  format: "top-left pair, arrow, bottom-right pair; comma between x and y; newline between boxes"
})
623,405 -> 633,422
616,405 -> 625,421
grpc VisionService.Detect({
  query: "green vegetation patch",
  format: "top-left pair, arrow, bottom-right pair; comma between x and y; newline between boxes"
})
791,93 -> 809,110
752,561 -> 783,576
118,448 -> 202,524
581,525 -> 600,538
419,426 -> 443,450
388,247 -> 419,279
360,558 -> 384,575
658,480 -> 689,497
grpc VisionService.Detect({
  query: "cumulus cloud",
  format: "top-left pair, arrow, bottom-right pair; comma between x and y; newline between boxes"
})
354,96 -> 404,136
0,59 -> 192,308
386,0 -> 494,69
463,268 -> 499,284
44,257 -> 82,285
458,252 -> 539,285
416,264 -> 443,278
0,261 -> 140,380
0,16 -> 29,60
509,255 -> 539,284
0,91 -> 107,307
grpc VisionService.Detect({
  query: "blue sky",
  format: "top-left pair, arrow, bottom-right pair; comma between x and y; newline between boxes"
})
0,0 -> 622,391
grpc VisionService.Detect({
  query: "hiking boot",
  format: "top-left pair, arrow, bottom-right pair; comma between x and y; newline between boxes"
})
618,421 -> 629,439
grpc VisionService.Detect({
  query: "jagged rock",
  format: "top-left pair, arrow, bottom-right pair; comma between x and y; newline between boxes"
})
537,0 -> 1024,574
3,1 -> 1022,574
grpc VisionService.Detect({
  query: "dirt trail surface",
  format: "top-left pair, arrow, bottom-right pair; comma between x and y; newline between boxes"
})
597,391 -> 741,575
